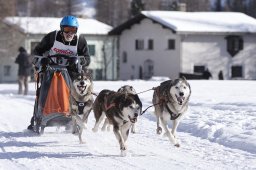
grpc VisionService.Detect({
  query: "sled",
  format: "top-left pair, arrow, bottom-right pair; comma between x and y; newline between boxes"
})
31,54 -> 84,134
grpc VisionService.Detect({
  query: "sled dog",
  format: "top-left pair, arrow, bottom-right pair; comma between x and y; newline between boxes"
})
92,89 -> 141,156
152,77 -> 191,147
70,70 -> 94,144
117,85 -> 142,133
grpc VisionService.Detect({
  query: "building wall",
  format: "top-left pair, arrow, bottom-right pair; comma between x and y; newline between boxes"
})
85,35 -> 117,80
0,23 -> 25,83
181,34 -> 256,79
0,32 -> 116,82
234,35 -> 256,80
119,19 -> 180,80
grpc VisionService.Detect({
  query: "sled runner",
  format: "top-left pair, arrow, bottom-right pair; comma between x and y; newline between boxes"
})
31,54 -> 85,134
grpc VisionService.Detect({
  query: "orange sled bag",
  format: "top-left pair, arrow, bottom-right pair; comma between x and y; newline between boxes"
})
35,66 -> 72,129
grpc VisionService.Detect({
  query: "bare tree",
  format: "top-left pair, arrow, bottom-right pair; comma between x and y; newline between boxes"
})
179,0 -> 210,11
15,0 -> 83,18
0,0 -> 21,56
130,0 -> 145,17
247,0 -> 256,18
95,0 -> 130,27
0,0 -> 16,19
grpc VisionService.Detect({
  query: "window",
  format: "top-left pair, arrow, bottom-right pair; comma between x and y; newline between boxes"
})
95,69 -> 103,80
148,39 -> 154,50
122,51 -> 127,63
194,65 -> 205,74
231,65 -> 243,78
226,36 -> 243,57
4,65 -> 11,76
168,39 -> 175,50
88,44 -> 95,56
135,39 -> 144,50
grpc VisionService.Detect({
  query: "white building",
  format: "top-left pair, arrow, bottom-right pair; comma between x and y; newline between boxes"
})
1,17 -> 116,82
109,11 -> 256,80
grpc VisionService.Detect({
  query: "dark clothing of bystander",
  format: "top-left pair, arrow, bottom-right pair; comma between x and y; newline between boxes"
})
202,68 -> 212,80
218,71 -> 224,80
15,47 -> 31,76
15,47 -> 32,95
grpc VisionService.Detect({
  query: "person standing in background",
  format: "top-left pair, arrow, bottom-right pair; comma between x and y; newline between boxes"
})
202,67 -> 212,80
218,70 -> 224,80
15,46 -> 32,95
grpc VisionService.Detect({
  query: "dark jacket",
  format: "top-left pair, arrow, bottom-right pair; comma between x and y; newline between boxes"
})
33,30 -> 90,66
15,50 -> 32,76
202,69 -> 212,80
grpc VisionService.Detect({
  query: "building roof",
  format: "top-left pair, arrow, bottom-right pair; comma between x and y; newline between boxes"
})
4,16 -> 112,35
109,11 -> 256,35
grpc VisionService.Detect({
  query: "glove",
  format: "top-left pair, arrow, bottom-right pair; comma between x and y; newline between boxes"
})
41,57 -> 50,66
69,57 -> 78,67
79,56 -> 90,66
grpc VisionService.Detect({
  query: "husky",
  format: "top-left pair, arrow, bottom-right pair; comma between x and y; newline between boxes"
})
152,77 -> 191,147
117,85 -> 142,133
70,70 -> 94,144
92,89 -> 141,156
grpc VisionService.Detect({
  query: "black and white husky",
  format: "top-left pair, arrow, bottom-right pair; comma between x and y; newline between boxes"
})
152,77 -> 191,147
92,89 -> 141,156
117,85 -> 142,133
70,70 -> 94,144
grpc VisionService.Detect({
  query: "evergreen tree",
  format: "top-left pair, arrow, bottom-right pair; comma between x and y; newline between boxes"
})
130,0 -> 145,17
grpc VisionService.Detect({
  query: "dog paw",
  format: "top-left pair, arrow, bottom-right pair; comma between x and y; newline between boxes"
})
174,143 -> 180,147
156,127 -> 162,134
92,128 -> 98,133
120,145 -> 127,151
72,128 -> 79,135
131,128 -> 136,133
120,150 -> 127,157
80,141 -> 86,144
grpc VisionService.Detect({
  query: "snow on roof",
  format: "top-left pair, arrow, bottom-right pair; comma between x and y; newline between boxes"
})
4,17 -> 112,35
141,11 -> 256,33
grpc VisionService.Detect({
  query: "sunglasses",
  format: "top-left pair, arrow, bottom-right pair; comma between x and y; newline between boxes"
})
63,27 -> 77,34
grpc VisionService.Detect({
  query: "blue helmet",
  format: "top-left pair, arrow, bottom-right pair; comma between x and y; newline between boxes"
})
60,15 -> 79,28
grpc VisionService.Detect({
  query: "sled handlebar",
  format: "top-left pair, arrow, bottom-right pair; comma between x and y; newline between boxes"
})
33,55 -> 85,72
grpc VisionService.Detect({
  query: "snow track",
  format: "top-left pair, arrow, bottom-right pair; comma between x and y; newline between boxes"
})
0,81 -> 255,170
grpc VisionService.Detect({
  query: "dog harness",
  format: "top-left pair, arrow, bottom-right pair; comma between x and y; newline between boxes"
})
165,104 -> 181,120
156,86 -> 181,120
104,103 -> 116,111
75,101 -> 87,115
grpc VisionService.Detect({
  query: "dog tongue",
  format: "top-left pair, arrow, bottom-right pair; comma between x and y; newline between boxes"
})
78,86 -> 85,91
177,96 -> 183,104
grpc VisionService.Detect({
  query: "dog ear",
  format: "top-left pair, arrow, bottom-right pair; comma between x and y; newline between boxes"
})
83,69 -> 92,80
133,94 -> 142,107
181,76 -> 187,81
117,87 -> 123,93
134,94 -> 142,113
115,94 -> 125,111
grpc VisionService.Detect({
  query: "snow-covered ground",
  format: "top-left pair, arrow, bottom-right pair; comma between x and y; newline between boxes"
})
0,80 -> 255,170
